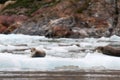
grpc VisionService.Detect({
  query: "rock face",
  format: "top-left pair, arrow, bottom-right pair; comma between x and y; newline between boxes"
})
112,4 -> 120,36
0,0 -> 16,11
1,0 -> 120,38
45,16 -> 81,38
45,25 -> 72,38
0,15 -> 28,34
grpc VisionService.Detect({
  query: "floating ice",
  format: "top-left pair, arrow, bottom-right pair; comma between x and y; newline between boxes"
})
0,34 -> 119,71
110,35 -> 120,41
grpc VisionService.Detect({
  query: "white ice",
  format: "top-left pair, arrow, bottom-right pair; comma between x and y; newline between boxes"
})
0,34 -> 120,71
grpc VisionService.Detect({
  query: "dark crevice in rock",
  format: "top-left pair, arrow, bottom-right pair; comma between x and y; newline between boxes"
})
110,0 -> 119,36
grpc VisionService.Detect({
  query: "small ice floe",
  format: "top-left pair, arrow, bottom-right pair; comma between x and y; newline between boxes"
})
110,35 -> 120,41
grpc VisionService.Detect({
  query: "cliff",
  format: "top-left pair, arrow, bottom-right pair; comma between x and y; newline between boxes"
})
0,0 -> 120,38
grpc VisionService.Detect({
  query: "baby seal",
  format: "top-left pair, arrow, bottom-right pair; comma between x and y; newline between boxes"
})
31,48 -> 46,57
96,46 -> 120,57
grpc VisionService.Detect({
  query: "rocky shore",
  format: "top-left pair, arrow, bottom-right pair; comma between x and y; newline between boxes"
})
0,0 -> 120,38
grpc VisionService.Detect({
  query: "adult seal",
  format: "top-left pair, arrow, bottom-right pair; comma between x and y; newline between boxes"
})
96,46 -> 120,57
31,48 -> 46,57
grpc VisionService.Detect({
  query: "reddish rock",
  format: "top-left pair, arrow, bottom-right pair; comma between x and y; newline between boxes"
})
0,24 -> 7,33
3,21 -> 22,34
0,15 -> 28,33
45,26 -> 72,38
9,0 -> 120,38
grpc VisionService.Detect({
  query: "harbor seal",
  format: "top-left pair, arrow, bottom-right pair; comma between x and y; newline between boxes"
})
31,48 -> 46,57
96,46 -> 120,57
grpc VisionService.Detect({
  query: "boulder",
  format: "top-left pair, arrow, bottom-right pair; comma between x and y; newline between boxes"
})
45,16 -> 81,38
45,25 -> 73,38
